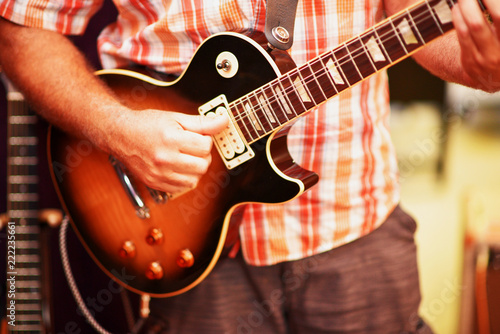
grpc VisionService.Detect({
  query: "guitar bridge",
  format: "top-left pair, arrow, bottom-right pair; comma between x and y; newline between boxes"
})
199,95 -> 254,169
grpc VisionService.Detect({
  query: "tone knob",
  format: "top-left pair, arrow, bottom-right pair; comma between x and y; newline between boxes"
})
119,241 -> 136,258
145,261 -> 163,280
177,249 -> 195,268
146,228 -> 163,245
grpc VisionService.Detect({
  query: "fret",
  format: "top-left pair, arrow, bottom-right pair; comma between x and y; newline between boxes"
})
406,10 -> 426,44
11,304 -> 41,311
261,84 -> 290,124
14,292 -> 42,300
12,314 -> 43,322
392,12 -> 424,53
9,136 -> 38,145
6,210 -> 39,219
16,254 -> 42,263
259,86 -> 289,127
272,83 -> 296,117
15,280 -> 42,289
15,241 -> 41,250
8,193 -> 39,202
243,93 -> 269,137
9,115 -> 38,124
7,91 -> 24,101
8,175 -> 39,184
15,225 -> 41,234
232,100 -> 258,141
425,1 -> 444,34
361,30 -> 392,70
309,57 -> 338,99
288,70 -> 315,107
384,19 -> 410,58
298,62 -> 328,104
252,90 -> 277,131
347,38 -> 377,78
10,324 -> 44,332
321,53 -> 349,92
8,156 -> 38,165
408,3 -> 443,43
431,0 -> 454,29
279,72 -> 307,116
333,45 -> 363,86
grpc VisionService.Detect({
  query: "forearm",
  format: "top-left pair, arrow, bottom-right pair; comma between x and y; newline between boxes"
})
0,18 -> 124,153
411,32 -> 478,89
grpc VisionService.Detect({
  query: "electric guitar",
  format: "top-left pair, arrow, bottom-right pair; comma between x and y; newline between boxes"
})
49,0 -> 461,297
2,75 -> 54,333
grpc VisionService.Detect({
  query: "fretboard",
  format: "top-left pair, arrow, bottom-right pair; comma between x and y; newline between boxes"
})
230,0 -> 456,143
5,83 -> 45,332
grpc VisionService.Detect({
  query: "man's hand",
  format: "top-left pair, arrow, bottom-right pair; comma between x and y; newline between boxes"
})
109,109 -> 229,195
453,0 -> 500,92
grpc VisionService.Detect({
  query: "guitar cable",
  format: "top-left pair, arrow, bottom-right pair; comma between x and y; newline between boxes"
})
59,217 -> 147,334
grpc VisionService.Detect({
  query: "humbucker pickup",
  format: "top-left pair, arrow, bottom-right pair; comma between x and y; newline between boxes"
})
199,95 -> 254,169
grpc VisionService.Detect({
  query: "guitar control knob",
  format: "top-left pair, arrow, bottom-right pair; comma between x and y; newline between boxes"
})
119,241 -> 136,258
145,261 -> 163,280
146,228 -> 163,245
177,249 -> 195,268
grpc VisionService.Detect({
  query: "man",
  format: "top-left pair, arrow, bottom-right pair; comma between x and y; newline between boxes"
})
0,0 -> 499,332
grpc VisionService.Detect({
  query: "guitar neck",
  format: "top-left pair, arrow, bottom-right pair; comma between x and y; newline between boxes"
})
5,81 -> 46,332
230,0 -> 457,143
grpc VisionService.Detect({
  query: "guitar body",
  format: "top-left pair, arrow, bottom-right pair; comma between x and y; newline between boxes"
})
48,32 -> 318,297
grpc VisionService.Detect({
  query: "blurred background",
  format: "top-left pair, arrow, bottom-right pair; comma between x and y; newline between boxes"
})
1,6 -> 500,333
388,60 -> 500,334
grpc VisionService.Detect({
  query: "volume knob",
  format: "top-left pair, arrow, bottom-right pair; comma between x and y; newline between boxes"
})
177,249 -> 195,268
119,241 -> 136,258
145,261 -> 163,280
146,228 -> 164,245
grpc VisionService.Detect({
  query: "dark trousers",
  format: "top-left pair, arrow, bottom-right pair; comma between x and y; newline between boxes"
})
141,205 -> 433,334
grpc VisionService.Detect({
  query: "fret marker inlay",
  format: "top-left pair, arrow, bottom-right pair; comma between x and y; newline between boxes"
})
293,76 -> 311,103
397,19 -> 418,45
258,94 -> 276,123
325,58 -> 345,85
366,36 -> 386,62
244,102 -> 262,131
433,0 -> 452,24
274,86 -> 293,115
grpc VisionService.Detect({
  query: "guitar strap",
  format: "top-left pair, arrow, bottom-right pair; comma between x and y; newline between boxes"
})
264,0 -> 299,50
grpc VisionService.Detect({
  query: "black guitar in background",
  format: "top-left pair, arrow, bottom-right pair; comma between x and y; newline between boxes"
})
0,2 -> 138,332
0,74 -> 58,333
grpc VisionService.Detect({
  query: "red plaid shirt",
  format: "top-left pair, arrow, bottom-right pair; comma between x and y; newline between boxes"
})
1,0 -> 399,266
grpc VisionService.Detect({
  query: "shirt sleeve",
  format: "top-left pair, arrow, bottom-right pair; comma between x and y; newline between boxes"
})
0,0 -> 105,35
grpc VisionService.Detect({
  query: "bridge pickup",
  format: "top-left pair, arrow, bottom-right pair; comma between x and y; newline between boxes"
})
199,95 -> 254,169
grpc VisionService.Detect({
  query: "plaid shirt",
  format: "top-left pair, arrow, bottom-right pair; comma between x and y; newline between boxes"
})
1,0 -> 399,266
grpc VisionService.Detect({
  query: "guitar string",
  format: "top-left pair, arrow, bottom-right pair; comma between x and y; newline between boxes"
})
225,0 -> 452,142
229,3 -> 445,134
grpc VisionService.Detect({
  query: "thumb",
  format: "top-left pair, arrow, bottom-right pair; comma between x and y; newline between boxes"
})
178,112 -> 229,135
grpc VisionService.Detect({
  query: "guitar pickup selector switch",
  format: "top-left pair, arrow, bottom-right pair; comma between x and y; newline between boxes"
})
215,51 -> 238,78
199,95 -> 254,169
